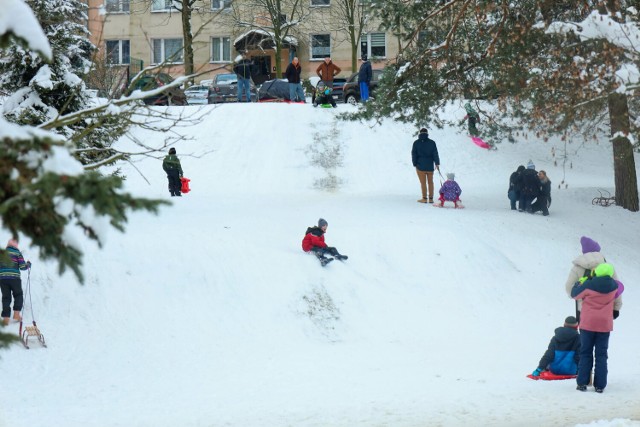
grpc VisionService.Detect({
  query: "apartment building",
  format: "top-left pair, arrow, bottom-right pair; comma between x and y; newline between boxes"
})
87,0 -> 398,84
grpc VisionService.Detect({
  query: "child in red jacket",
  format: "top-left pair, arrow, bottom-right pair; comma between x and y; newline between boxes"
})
301,218 -> 348,266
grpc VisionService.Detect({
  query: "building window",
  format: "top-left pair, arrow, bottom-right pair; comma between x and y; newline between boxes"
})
106,40 -> 130,64
151,0 -> 173,12
106,0 -> 129,13
311,0 -> 330,6
152,39 -> 184,64
311,34 -> 330,59
211,0 -> 232,9
360,32 -> 386,58
211,37 -> 231,62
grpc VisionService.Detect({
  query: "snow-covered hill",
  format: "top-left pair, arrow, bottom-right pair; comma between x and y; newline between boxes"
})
1,102 -> 639,427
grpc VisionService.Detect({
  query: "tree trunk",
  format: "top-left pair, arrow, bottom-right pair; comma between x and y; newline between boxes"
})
181,0 -> 194,84
608,92 -> 639,212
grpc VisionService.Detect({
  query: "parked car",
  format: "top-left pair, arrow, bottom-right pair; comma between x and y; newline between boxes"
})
127,73 -> 187,106
342,69 -> 384,105
309,77 -> 347,104
208,73 -> 258,103
184,85 -> 212,105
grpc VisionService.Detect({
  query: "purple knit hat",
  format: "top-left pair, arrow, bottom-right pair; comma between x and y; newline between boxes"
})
580,236 -> 601,254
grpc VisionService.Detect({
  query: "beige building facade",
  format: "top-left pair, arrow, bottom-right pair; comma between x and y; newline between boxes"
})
87,0 -> 398,84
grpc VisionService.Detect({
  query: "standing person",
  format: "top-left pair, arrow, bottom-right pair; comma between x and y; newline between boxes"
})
519,160 -> 539,212
358,54 -> 372,102
411,128 -> 440,203
564,236 -> 622,322
463,103 -> 480,136
301,218 -> 348,266
529,170 -> 552,216
530,316 -> 581,378
284,57 -> 305,102
162,147 -> 183,197
1,239 -> 31,326
508,165 -> 525,210
316,55 -> 341,87
571,263 -> 619,393
233,54 -> 254,102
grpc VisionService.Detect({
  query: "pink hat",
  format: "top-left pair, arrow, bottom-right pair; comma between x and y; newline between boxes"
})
7,239 -> 19,248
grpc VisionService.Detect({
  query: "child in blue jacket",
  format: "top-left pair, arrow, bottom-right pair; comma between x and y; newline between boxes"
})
531,316 -> 581,377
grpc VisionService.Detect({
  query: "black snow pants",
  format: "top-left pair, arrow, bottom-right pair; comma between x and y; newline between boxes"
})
1,278 -> 23,318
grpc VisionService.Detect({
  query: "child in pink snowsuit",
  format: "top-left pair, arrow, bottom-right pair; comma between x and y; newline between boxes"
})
438,173 -> 462,208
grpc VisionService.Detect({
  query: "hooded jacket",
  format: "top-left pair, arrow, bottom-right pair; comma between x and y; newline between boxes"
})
537,326 -> 581,375
439,180 -> 462,201
411,133 -> 440,172
571,265 -> 618,333
302,226 -> 327,252
565,252 -> 621,311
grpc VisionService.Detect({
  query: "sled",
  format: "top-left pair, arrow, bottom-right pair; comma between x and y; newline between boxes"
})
592,189 -> 615,207
434,203 -> 464,209
20,321 -> 47,349
180,177 -> 191,194
615,280 -> 624,298
470,135 -> 492,149
527,371 -> 576,381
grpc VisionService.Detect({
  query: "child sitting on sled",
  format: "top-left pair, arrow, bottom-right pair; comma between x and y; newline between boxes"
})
312,82 -> 337,108
437,173 -> 462,208
301,218 -> 347,266
531,316 -> 580,378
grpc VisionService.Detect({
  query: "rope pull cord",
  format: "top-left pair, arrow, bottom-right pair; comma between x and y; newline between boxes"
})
19,265 -> 35,338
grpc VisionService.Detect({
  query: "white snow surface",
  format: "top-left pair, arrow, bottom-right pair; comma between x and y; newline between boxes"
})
1,102 -> 640,427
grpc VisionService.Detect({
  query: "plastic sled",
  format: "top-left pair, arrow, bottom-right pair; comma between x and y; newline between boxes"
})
615,280 -> 624,298
527,371 -> 576,381
180,177 -> 191,194
470,136 -> 491,149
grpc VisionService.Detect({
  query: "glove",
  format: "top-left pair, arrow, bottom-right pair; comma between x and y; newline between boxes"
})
26,261 -> 32,269
613,310 -> 620,319
531,368 -> 542,377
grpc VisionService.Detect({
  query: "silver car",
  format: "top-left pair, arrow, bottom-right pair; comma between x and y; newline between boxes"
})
184,85 -> 212,105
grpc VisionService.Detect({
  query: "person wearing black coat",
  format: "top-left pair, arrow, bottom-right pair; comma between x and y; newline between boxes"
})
358,54 -> 372,102
233,54 -> 255,102
508,165 -> 525,210
411,128 -> 440,203
530,170 -> 552,216
519,160 -> 539,212
284,57 -> 305,102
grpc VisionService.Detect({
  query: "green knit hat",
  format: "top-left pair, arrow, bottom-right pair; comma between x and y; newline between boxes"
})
594,263 -> 614,278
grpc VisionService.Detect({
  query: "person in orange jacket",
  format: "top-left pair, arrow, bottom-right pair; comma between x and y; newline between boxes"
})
301,218 -> 347,266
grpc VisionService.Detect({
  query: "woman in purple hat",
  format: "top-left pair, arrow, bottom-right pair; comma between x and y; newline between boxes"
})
564,236 -> 622,322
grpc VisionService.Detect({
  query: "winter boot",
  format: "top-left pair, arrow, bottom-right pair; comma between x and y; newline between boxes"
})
576,385 -> 587,392
417,198 -> 428,203
1,317 -> 8,326
12,311 -> 21,321
335,254 -> 348,261
320,257 -> 334,267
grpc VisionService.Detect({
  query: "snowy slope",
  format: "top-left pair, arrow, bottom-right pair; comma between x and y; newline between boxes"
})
1,102 -> 639,427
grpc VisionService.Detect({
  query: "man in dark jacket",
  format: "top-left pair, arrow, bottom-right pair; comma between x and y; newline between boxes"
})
411,128 -> 440,203
162,147 -> 183,197
358,54 -> 372,102
531,316 -> 581,377
519,160 -> 539,212
284,57 -> 305,102
508,165 -> 525,210
233,54 -> 254,102
316,55 -> 341,86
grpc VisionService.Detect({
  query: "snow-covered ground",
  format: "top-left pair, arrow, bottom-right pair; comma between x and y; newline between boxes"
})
1,102 -> 639,427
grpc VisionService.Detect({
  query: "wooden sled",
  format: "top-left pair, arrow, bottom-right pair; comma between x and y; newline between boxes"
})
20,321 -> 47,349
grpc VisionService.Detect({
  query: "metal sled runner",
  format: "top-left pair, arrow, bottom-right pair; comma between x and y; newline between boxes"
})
20,321 -> 46,349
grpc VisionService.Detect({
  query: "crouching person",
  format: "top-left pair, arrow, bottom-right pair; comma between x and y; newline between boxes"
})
531,316 -> 580,378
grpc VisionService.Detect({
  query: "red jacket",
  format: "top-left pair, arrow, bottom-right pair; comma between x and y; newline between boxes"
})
302,226 -> 327,252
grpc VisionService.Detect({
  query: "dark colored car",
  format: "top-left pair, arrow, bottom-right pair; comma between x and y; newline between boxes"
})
128,73 -> 187,106
310,77 -> 347,104
342,69 -> 384,105
208,73 -> 258,103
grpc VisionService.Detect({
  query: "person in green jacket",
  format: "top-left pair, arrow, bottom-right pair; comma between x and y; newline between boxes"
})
162,147 -> 183,197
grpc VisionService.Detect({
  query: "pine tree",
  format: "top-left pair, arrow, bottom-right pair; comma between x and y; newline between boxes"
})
0,0 -> 125,168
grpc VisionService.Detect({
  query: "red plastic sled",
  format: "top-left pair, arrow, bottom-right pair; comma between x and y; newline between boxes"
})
470,136 -> 491,149
527,371 -> 577,381
180,177 -> 191,194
